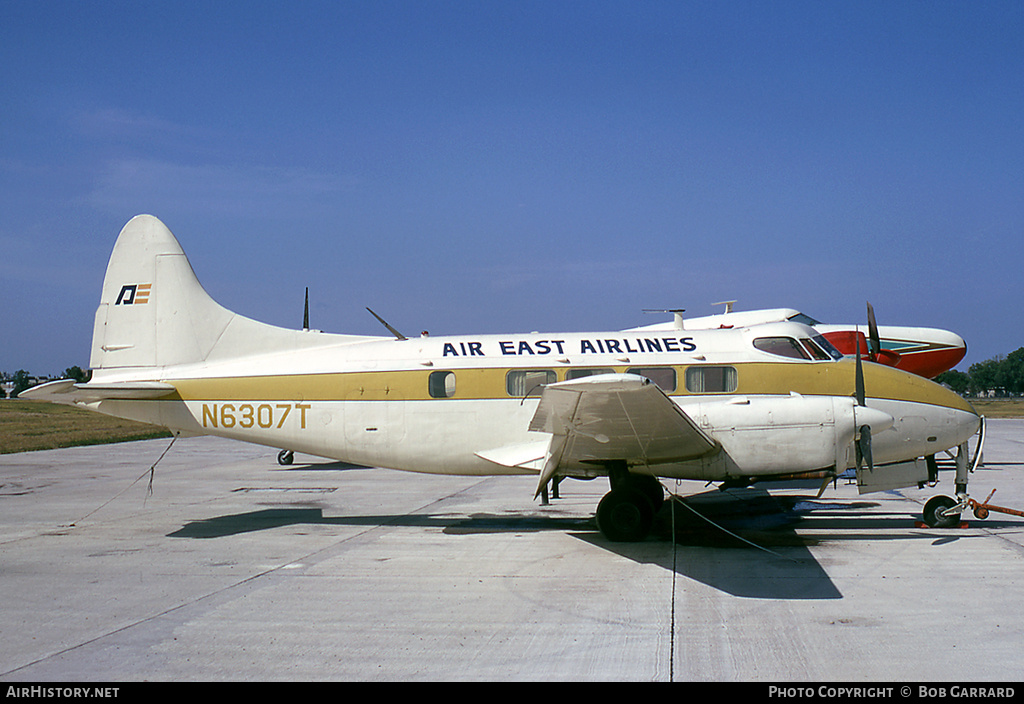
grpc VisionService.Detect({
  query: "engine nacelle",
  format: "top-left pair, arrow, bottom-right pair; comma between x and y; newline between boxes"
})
682,394 -> 893,478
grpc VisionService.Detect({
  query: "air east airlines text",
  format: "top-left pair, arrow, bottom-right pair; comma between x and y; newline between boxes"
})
442,336 -> 697,358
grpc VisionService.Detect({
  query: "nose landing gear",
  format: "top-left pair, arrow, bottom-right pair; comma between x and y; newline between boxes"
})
920,421 -> 989,528
922,494 -> 962,528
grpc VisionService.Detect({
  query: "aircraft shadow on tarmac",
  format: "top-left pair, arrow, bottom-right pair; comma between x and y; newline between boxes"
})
163,485 -> 1011,600
588,487 -> 848,600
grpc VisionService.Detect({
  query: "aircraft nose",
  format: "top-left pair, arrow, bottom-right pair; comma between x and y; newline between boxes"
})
960,397 -> 981,432
923,331 -> 968,378
945,389 -> 981,447
941,330 -> 967,349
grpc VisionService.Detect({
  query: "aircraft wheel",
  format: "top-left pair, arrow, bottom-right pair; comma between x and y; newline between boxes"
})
922,495 -> 960,528
609,470 -> 664,512
635,475 -> 665,512
596,488 -> 654,542
277,450 -> 294,466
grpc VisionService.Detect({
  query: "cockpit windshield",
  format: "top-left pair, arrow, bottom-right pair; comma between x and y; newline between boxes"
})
810,334 -> 843,360
754,335 -> 842,361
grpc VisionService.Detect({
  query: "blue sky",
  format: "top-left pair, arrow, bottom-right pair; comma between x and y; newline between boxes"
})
2,1 -> 1021,375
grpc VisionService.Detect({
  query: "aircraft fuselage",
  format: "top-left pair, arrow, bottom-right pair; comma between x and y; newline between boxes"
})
81,326 -> 978,483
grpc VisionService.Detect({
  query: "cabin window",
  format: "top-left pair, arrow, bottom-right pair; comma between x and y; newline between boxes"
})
428,371 -> 457,398
685,366 -> 738,394
506,369 -> 556,397
565,368 -> 616,381
626,367 -> 677,392
753,336 -> 810,360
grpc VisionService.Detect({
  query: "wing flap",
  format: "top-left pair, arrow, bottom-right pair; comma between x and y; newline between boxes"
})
475,441 -> 549,471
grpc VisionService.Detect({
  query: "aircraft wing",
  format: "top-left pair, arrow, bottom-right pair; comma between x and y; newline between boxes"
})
527,374 -> 718,494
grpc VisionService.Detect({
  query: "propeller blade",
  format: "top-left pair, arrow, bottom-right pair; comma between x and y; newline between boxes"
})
856,425 -> 873,472
855,331 -> 866,407
866,301 -> 881,359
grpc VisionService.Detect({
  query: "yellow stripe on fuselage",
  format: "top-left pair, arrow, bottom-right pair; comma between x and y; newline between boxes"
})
736,360 -> 976,413
164,359 -> 974,414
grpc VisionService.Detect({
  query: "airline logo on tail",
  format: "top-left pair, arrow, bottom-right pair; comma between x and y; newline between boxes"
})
115,283 -> 152,305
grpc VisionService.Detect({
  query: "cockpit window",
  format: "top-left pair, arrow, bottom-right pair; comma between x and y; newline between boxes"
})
811,334 -> 843,360
788,313 -> 821,326
754,336 -> 810,360
800,338 -> 832,361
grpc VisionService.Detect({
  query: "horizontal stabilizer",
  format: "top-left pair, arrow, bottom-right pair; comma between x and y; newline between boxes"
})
19,379 -> 176,404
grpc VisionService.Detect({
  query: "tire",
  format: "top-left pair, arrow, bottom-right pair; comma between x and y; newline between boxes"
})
635,475 -> 665,512
596,488 -> 655,542
609,469 -> 664,512
923,495 -> 960,528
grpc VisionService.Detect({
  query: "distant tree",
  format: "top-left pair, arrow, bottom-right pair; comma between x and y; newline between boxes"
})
970,358 -> 999,395
64,366 -> 90,383
935,369 -> 971,395
11,370 -> 31,398
961,349 -> 1024,396
1001,347 -> 1024,395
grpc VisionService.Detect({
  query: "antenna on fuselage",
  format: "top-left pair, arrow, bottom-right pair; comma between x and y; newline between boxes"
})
303,287 -> 309,331
366,307 -> 408,340
642,308 -> 686,329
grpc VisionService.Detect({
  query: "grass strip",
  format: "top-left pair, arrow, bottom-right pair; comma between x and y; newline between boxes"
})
0,400 -> 171,454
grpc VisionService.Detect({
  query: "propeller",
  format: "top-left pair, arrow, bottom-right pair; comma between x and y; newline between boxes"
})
866,301 -> 902,366
819,301 -> 901,368
854,302 -> 897,473
855,328 -> 873,472
819,305 -> 894,497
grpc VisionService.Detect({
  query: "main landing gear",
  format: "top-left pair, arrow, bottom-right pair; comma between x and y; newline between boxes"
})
595,462 -> 665,542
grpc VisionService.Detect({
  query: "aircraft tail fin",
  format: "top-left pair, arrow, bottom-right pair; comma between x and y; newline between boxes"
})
91,215 -> 232,369
90,215 -> 350,371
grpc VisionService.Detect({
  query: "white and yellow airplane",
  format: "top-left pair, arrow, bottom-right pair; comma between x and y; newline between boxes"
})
24,215 -> 983,541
